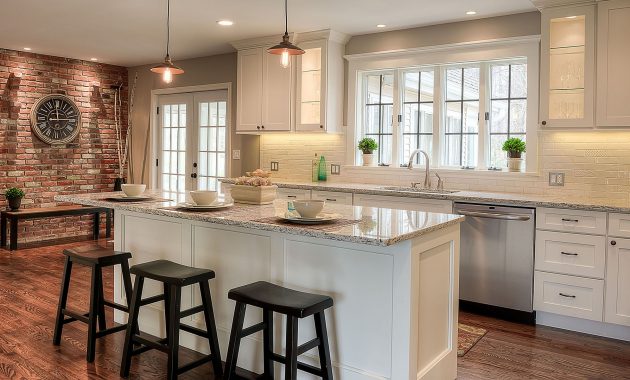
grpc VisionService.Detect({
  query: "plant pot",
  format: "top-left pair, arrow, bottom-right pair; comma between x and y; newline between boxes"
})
114,177 -> 126,191
507,151 -> 522,159
230,185 -> 278,205
507,157 -> 524,172
362,153 -> 376,167
7,197 -> 22,211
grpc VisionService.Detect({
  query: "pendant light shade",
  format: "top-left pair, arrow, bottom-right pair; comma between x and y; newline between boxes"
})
152,0 -> 183,82
267,0 -> 304,68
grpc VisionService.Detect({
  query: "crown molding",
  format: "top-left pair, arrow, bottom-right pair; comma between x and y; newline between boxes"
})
531,0 -> 598,10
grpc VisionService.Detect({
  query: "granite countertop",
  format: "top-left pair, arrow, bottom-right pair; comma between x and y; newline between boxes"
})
55,191 -> 464,247
221,179 -> 630,213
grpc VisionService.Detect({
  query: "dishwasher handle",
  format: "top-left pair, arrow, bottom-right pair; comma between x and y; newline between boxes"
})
456,210 -> 532,221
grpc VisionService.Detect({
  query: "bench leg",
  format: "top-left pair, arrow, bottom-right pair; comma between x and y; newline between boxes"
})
105,210 -> 112,238
1,214 -> 6,247
9,218 -> 17,251
93,213 -> 100,240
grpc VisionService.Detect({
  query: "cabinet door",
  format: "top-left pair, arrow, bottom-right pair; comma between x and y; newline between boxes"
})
540,5 -> 595,128
353,194 -> 452,213
237,48 -> 263,131
597,0 -> 630,127
261,53 -> 292,131
605,237 -> 630,326
296,40 -> 327,132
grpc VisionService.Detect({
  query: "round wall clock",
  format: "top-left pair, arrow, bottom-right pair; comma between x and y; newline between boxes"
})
30,94 -> 82,145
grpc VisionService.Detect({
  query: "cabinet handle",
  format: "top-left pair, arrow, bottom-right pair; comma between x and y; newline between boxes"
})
611,240 -> 617,246
286,195 -> 297,198
561,218 -> 579,223
325,198 -> 337,201
559,293 -> 576,298
560,251 -> 578,256
542,120 -> 547,126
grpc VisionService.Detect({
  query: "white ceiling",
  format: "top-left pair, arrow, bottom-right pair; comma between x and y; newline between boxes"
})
0,0 -> 536,67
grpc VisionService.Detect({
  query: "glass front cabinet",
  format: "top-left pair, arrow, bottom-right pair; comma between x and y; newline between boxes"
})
540,5 -> 596,128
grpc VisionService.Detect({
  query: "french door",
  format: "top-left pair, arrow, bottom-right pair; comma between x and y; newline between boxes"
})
157,90 -> 229,193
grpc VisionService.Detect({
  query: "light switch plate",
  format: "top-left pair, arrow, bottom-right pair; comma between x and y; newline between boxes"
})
549,172 -> 565,186
232,150 -> 241,160
330,164 -> 341,175
270,161 -> 279,171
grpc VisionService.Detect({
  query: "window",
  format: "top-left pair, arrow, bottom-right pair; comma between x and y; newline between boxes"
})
364,73 -> 394,164
356,56 -> 531,171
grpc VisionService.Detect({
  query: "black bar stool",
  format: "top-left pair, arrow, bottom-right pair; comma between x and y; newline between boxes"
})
53,244 -> 134,363
119,260 -> 222,380
224,281 -> 334,380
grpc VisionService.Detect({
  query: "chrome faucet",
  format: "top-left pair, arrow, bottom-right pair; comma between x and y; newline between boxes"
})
408,149 -> 431,189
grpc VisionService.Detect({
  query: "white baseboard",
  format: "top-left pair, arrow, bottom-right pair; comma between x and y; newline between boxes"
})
536,311 -> 630,342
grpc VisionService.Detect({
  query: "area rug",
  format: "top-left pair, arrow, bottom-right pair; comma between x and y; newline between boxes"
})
457,323 -> 487,357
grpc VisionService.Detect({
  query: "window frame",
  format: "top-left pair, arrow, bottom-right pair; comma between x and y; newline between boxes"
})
347,37 -> 540,174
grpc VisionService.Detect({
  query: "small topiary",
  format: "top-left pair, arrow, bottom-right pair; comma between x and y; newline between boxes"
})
5,187 -> 25,199
358,138 -> 378,154
502,138 -> 526,158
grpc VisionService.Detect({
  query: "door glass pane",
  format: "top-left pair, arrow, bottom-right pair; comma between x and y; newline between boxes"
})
197,99 -> 228,190
159,101 -> 187,193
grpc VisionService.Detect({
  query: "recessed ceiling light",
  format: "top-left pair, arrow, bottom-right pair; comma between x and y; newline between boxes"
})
376,24 -> 386,28
23,47 -> 32,51
466,11 -> 477,15
217,20 -> 234,26
90,58 -> 98,61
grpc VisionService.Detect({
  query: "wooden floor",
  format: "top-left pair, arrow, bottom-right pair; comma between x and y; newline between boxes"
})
0,238 -> 629,379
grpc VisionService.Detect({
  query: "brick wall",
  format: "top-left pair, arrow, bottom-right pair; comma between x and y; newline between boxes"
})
0,49 -> 128,243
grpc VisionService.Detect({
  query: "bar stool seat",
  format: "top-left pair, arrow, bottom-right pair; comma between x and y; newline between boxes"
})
53,245 -> 134,363
225,281 -> 334,380
229,281 -> 333,318
120,260 -> 222,380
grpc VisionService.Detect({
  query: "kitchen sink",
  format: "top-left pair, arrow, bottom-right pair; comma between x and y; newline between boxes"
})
380,186 -> 459,194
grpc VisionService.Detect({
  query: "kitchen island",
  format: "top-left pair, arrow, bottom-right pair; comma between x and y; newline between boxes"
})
56,190 -> 463,380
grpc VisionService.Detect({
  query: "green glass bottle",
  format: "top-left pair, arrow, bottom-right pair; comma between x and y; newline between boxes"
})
318,155 -> 327,181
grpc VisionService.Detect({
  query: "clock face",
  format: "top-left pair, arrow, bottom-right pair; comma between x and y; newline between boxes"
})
30,95 -> 81,144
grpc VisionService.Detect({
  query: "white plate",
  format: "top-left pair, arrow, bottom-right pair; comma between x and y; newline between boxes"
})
280,213 -> 342,225
177,201 -> 234,210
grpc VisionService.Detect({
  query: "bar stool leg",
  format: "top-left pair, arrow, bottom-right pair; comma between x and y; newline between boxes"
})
86,265 -> 100,362
200,281 -> 223,377
224,302 -> 247,380
120,275 -> 144,378
263,310 -> 274,379
96,266 -> 107,331
163,283 -> 171,342
285,316 -> 299,380
53,257 -> 73,345
314,312 -> 333,380
120,259 -> 139,336
166,284 -> 182,380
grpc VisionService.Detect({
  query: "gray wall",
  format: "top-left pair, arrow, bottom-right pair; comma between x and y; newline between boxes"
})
127,52 -> 259,184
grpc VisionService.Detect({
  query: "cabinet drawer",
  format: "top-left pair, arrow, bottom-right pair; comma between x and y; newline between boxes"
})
536,207 -> 606,235
535,230 -> 606,278
311,190 -> 353,205
534,271 -> 604,321
608,213 -> 630,238
353,194 -> 452,213
277,188 -> 311,201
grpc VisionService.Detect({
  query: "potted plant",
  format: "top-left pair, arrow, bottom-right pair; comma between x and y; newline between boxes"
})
4,187 -> 25,211
358,137 -> 378,167
502,137 -> 526,172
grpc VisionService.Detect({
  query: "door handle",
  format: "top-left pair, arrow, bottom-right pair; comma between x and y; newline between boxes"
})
191,173 -> 198,179
455,210 -> 531,221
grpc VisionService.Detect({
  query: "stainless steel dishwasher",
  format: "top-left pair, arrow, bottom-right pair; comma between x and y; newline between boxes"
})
454,202 -> 535,320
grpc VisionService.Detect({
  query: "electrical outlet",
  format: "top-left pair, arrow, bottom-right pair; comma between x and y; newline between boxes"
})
232,150 -> 241,160
549,172 -> 565,186
270,161 -> 279,171
330,164 -> 341,175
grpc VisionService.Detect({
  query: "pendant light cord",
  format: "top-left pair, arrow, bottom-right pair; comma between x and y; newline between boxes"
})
166,0 -> 171,56
284,0 -> 288,35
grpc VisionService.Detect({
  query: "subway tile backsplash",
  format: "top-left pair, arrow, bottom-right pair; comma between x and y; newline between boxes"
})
260,130 -> 630,202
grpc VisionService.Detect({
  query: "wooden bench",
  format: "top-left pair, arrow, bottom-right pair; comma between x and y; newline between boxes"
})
1,206 -> 112,251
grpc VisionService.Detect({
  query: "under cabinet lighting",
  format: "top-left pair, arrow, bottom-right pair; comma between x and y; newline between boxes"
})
376,24 -> 387,28
90,58 -> 98,61
23,47 -> 32,51
566,16 -> 577,19
217,20 -> 234,26
466,11 -> 477,15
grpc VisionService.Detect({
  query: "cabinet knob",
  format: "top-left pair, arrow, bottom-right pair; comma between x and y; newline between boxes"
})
541,120 -> 547,126
261,125 -> 265,129
257,126 -> 261,130
320,125 -> 324,129
611,240 -> 617,246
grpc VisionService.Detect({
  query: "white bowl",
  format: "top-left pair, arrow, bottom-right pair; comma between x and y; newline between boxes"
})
293,200 -> 325,218
190,190 -> 218,206
121,184 -> 146,197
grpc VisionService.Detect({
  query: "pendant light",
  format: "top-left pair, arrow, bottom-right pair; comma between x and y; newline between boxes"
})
267,0 -> 304,68
151,0 -> 183,83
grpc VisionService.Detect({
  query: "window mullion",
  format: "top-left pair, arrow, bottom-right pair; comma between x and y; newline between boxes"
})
433,67 -> 442,167
392,70 -> 401,166
478,63 -> 488,170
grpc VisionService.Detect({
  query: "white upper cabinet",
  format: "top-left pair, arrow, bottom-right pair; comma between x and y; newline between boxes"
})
540,5 -> 596,128
597,0 -> 630,127
235,42 -> 292,133
294,31 -> 347,133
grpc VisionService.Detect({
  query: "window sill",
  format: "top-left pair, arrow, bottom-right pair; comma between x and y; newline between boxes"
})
342,165 -> 540,178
